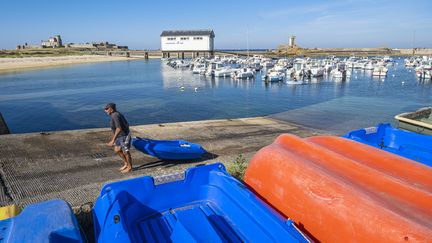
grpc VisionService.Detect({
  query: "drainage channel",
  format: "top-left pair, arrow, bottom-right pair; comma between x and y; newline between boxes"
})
0,162 -> 13,205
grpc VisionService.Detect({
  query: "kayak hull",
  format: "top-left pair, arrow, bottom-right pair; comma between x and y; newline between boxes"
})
132,137 -> 206,160
245,134 -> 432,242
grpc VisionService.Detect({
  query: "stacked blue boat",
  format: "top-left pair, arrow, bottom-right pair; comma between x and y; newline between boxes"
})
344,123 -> 432,167
0,200 -> 84,243
93,163 -> 310,242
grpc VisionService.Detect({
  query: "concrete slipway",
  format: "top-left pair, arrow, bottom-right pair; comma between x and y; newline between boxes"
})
0,117 -> 325,207
0,117 -> 324,240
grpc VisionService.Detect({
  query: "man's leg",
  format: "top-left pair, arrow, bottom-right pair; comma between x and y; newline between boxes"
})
114,146 -> 127,170
121,150 -> 133,173
120,134 -> 133,173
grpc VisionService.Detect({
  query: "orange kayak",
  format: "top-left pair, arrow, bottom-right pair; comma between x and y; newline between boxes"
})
244,134 -> 432,242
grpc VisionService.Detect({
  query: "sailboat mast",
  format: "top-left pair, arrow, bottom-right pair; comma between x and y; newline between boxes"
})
247,27 -> 249,57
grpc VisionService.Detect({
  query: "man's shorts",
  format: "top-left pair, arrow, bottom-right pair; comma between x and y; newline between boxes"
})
115,133 -> 131,152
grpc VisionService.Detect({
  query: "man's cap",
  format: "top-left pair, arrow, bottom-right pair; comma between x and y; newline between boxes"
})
104,103 -> 116,110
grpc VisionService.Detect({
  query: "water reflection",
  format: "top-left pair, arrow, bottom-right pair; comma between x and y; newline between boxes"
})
0,58 -> 430,134
160,63 -> 206,89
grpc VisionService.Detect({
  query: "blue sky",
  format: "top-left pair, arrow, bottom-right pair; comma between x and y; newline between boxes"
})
1,0 -> 431,50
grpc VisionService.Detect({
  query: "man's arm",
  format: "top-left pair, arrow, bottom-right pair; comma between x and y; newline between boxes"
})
108,127 -> 122,146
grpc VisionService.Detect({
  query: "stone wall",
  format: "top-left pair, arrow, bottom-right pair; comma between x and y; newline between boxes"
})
397,48 -> 432,55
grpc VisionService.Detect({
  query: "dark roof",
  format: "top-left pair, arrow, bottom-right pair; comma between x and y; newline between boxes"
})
160,30 -> 215,37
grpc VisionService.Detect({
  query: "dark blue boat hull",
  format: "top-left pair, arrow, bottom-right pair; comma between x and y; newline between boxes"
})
344,123 -> 432,167
132,137 -> 206,160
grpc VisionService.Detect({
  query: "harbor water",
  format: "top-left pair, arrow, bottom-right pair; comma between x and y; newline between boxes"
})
0,58 -> 430,134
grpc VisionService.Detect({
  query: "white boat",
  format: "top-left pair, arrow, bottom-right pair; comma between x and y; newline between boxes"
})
273,64 -> 287,72
372,66 -> 388,76
345,61 -> 355,69
262,61 -> 274,68
249,63 -> 263,72
353,60 -> 368,69
310,66 -> 325,77
292,61 -> 307,77
417,70 -> 431,79
404,58 -> 418,67
214,67 -> 233,77
286,68 -> 296,78
192,64 -> 207,74
205,62 -> 224,77
330,69 -> 350,79
265,70 -> 285,82
175,60 -> 190,68
331,69 -> 343,78
233,68 -> 255,79
324,63 -> 336,73
364,62 -> 374,70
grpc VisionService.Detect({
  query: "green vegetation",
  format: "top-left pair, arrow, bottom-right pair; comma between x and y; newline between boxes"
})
0,48 -> 93,58
227,154 -> 248,180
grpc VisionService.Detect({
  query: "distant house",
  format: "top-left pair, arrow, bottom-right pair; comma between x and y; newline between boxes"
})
160,29 -> 215,58
41,35 -> 63,48
17,35 -> 62,49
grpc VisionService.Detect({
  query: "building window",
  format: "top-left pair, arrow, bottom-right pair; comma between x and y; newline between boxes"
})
193,37 -> 203,40
180,37 -> 189,40
167,37 -> 176,41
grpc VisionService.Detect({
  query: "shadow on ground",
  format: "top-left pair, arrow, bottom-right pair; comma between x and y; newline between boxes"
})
132,152 -> 219,171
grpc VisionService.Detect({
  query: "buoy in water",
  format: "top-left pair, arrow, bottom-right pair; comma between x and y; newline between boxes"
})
194,87 -> 198,92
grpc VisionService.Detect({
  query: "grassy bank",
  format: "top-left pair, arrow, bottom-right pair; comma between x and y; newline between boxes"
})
0,48 -> 96,58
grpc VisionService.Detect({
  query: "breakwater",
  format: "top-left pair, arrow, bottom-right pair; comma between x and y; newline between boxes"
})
274,47 -> 432,57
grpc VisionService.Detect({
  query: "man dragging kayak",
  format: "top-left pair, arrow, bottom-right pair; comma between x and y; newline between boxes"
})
104,103 -> 133,173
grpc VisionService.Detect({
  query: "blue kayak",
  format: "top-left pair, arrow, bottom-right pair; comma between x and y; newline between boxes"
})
132,137 -> 206,160
344,123 -> 432,167
93,163 -> 309,242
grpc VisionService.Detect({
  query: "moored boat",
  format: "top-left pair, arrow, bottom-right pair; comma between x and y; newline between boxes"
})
372,66 -> 388,76
264,69 -> 285,82
214,67 -> 233,77
232,67 -> 255,79
395,107 -> 432,135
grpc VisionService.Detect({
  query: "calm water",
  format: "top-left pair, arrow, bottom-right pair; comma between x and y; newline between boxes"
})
0,59 -> 430,134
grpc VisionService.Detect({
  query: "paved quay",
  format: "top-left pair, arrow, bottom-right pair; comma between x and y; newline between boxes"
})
0,117 -> 326,208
